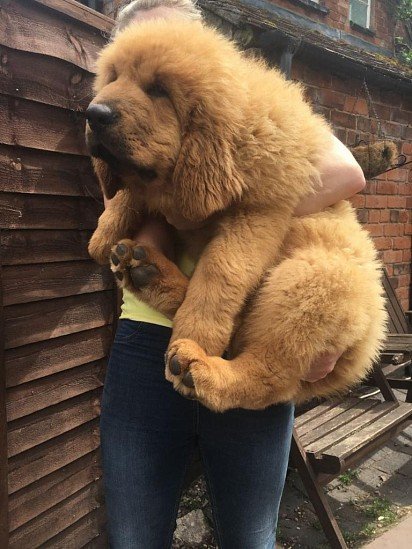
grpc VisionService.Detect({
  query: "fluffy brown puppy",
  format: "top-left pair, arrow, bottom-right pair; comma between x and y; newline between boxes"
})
87,20 -> 387,412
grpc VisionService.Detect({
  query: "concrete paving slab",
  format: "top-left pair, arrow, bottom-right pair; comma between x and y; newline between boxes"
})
363,514 -> 412,548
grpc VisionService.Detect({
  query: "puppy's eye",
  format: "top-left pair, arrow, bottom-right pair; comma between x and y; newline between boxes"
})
146,82 -> 169,98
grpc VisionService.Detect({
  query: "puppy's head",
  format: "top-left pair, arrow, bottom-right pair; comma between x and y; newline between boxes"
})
86,20 -> 245,221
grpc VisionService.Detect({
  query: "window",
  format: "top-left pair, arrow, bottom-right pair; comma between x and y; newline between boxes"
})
349,0 -> 372,29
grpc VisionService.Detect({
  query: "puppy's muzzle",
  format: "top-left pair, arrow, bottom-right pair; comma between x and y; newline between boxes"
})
86,103 -> 118,132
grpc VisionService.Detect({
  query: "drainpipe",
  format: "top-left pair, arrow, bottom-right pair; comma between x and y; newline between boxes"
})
258,30 -> 301,79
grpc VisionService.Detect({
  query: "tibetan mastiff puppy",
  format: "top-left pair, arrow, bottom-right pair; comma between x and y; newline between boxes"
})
86,20 -> 386,412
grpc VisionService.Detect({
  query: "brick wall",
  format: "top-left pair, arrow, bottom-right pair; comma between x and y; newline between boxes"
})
270,0 -> 401,52
291,59 -> 412,309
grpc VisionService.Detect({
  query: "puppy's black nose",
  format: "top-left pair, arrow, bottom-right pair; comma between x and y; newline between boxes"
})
86,103 -> 117,128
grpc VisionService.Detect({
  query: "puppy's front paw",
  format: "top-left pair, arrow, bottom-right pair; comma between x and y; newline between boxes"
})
88,232 -> 113,265
110,240 -> 159,291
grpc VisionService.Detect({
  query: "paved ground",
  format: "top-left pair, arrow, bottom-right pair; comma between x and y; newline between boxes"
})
173,391 -> 412,548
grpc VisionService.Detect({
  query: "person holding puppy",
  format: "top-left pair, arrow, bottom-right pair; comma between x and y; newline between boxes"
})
99,1 -> 366,547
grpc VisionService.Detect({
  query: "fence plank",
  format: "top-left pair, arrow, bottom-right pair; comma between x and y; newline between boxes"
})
43,507 -> 107,549
5,326 -> 112,388
8,389 -> 102,455
6,361 -> 105,421
8,420 -> 100,494
1,230 -> 92,265
9,450 -> 101,532
0,45 -> 94,111
0,145 -> 99,197
9,481 -> 102,548
0,193 -> 102,229
0,95 -> 88,155
0,0 -> 106,72
4,291 -> 114,349
2,261 -> 112,306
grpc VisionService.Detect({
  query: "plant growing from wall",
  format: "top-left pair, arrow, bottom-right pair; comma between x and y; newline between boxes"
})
393,0 -> 412,65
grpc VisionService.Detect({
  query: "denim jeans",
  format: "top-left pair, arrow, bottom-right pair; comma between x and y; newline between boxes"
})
100,320 -> 294,549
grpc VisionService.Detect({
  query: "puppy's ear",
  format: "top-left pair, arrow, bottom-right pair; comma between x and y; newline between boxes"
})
172,104 -> 244,221
92,157 -> 123,200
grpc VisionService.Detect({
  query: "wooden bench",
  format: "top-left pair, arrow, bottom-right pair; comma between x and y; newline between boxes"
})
291,271 -> 412,548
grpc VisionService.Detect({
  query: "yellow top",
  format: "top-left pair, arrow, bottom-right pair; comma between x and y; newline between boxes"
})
120,253 -> 195,327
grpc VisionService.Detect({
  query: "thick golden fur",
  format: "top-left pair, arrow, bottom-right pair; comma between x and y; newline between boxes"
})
88,20 -> 387,412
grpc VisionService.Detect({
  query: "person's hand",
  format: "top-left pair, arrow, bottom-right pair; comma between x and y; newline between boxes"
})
302,350 -> 342,382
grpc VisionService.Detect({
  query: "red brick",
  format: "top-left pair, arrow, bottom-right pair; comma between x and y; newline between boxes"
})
383,250 -> 403,263
380,121 -> 403,138
399,210 -> 410,223
380,210 -> 390,222
402,142 -> 412,156
318,89 -> 346,109
384,224 -> 400,236
391,108 -> 412,125
398,274 -> 410,288
364,181 -> 376,195
350,194 -> 365,208
344,97 -> 369,116
376,181 -> 397,194
369,210 -> 381,223
393,236 -> 411,249
373,236 -> 392,250
356,209 -> 368,223
387,196 -> 406,208
386,168 -> 407,182
365,195 -> 387,208
331,110 -> 357,129
403,249 -> 412,262
386,264 -> 394,276
356,116 -> 371,132
366,224 -> 383,237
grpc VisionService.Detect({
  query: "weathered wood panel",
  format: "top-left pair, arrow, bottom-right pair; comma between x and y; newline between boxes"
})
0,45 -> 94,111
0,193 -> 102,229
0,145 -> 100,197
1,1 -> 113,543
42,507 -> 107,549
9,450 -> 101,532
0,264 -> 9,545
8,420 -> 100,494
1,229 -> 92,265
5,326 -> 112,388
7,361 -> 105,421
0,0 -> 106,71
8,389 -> 102,456
2,261 -> 112,306
4,291 -> 113,349
0,95 -> 88,155
8,480 -> 102,548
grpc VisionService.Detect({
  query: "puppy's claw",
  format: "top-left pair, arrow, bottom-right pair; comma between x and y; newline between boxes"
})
182,371 -> 195,388
169,355 -> 181,375
111,253 -> 120,266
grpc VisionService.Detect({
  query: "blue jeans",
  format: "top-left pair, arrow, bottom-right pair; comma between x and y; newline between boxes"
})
100,320 -> 294,549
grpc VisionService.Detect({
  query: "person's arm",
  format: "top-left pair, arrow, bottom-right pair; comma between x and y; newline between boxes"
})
294,135 -> 366,217
297,136 -> 365,381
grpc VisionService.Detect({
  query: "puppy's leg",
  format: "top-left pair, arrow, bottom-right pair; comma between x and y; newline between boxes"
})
169,211 -> 291,359
110,239 -> 189,320
166,248 -> 386,411
88,190 -> 141,265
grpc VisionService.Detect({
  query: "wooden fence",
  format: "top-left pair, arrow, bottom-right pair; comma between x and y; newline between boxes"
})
0,1 -> 115,545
